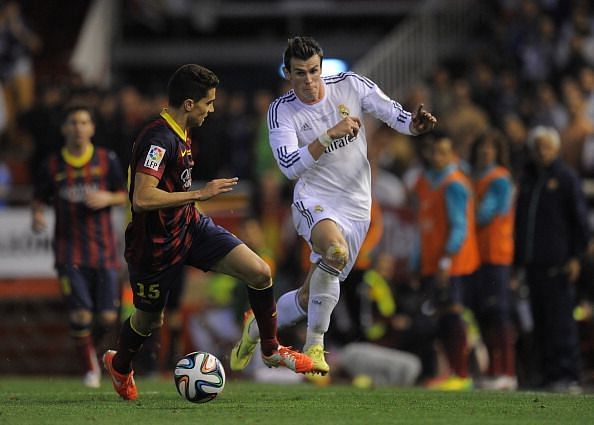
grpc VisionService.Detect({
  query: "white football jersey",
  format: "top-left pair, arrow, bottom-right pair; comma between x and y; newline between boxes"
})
268,72 -> 414,221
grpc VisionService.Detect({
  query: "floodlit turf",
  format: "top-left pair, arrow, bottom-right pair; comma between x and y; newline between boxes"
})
1,377 -> 593,425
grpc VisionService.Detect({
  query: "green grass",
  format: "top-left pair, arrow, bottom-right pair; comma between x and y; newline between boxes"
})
1,377 -> 594,425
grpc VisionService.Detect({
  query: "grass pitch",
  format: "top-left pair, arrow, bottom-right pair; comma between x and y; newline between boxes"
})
1,377 -> 593,425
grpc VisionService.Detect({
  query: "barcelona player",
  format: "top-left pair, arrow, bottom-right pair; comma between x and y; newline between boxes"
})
103,64 -> 313,401
31,104 -> 127,388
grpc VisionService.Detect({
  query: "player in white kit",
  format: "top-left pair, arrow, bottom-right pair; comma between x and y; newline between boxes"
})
231,36 -> 437,375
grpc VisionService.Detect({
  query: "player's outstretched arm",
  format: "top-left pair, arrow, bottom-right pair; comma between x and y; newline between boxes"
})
409,104 -> 437,135
132,172 -> 238,212
196,177 -> 239,201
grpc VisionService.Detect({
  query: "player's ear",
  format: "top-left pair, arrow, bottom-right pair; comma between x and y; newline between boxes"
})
183,99 -> 194,112
282,67 -> 290,80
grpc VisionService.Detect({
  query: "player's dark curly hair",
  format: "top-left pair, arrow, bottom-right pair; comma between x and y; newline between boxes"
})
167,64 -> 219,107
283,36 -> 324,71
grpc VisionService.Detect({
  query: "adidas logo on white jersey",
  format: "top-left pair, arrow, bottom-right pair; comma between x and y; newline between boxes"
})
300,122 -> 313,132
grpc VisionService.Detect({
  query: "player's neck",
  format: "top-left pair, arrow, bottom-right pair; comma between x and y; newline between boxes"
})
166,108 -> 189,132
65,140 -> 92,156
297,81 -> 325,105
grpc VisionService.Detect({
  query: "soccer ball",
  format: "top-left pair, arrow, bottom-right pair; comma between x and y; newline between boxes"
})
174,351 -> 226,403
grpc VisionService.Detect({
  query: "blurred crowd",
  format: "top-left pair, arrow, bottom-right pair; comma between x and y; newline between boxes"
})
2,0 -> 594,392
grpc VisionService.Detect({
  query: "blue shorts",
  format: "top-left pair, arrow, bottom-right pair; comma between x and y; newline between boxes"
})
128,215 -> 242,312
57,265 -> 120,313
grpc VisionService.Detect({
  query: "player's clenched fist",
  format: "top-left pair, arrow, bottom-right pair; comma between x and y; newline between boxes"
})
329,116 -> 362,139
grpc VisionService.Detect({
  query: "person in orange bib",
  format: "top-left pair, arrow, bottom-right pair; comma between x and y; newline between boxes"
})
468,130 -> 517,390
414,135 -> 479,391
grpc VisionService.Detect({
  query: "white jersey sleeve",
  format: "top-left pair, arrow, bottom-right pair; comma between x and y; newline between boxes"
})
353,73 -> 414,135
268,93 -> 317,180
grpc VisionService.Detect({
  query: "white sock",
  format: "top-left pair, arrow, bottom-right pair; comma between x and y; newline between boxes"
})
305,262 -> 340,349
277,289 -> 307,329
247,289 -> 306,341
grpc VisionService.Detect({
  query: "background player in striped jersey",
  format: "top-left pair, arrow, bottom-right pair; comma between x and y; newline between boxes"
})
103,64 -> 312,401
31,104 -> 128,388
231,36 -> 437,375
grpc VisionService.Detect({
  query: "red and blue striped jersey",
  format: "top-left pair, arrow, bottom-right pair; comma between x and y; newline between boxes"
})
34,146 -> 126,269
124,111 -> 199,272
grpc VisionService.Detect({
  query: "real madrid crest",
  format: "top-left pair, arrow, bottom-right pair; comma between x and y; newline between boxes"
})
338,104 -> 350,118
314,205 -> 324,213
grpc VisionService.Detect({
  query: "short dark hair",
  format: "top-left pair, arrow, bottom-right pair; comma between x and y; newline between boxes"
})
62,104 -> 95,124
283,36 -> 324,71
167,64 -> 219,107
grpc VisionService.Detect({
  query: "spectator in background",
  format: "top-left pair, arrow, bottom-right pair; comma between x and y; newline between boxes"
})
560,77 -> 594,176
502,113 -> 529,180
429,65 -> 453,119
518,13 -> 557,83
555,1 -> 594,75
514,126 -> 590,393
0,0 -> 41,125
579,65 -> 594,123
493,69 -> 524,126
469,59 -> 498,123
441,79 -> 490,160
414,135 -> 480,391
530,82 -> 569,130
468,130 -> 517,390
30,104 -> 128,388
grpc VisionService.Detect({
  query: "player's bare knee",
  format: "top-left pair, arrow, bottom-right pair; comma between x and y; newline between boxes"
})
323,243 -> 348,270
247,260 -> 272,290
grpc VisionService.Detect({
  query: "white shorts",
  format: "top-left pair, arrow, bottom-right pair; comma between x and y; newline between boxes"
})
292,198 -> 370,281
